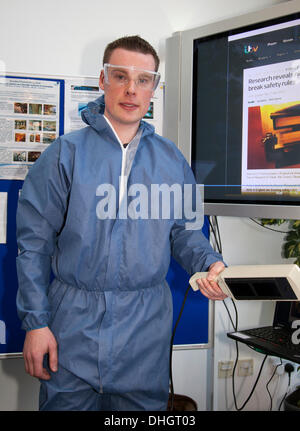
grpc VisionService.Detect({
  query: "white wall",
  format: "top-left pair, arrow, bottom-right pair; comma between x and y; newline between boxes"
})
0,0 -> 287,79
0,0 -> 294,411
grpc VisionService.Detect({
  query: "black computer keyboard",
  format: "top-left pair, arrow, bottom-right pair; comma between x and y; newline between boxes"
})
243,326 -> 300,351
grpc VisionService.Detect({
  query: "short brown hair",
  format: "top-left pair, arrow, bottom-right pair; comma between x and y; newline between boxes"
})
103,35 -> 160,72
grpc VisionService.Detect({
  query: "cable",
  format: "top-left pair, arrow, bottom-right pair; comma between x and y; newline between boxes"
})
231,299 -> 238,331
231,340 -> 240,409
249,218 -> 288,234
209,216 -> 222,254
168,284 -> 191,411
222,300 -> 236,331
233,353 -> 269,411
266,359 -> 282,411
222,298 -> 238,331
222,296 -> 269,411
278,363 -> 294,411
214,216 -> 222,254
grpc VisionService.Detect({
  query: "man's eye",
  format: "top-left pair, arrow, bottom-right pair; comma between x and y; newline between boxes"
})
138,76 -> 151,85
111,72 -> 127,82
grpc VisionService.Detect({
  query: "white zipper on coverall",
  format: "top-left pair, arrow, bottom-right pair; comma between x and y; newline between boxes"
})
99,116 -> 141,394
103,115 -> 141,206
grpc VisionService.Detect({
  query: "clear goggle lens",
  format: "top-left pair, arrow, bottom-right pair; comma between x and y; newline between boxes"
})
104,64 -> 160,91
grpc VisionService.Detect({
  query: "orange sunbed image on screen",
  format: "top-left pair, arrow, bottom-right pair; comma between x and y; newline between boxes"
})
247,102 -> 300,169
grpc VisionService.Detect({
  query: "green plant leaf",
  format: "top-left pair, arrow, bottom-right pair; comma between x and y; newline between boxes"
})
260,219 -> 300,268
260,218 -> 287,226
292,220 -> 300,229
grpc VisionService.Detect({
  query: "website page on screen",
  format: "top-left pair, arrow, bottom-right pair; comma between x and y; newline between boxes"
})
228,19 -> 300,197
192,14 -> 300,204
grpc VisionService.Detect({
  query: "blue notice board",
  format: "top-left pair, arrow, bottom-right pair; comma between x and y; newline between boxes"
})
0,74 -> 65,356
0,180 -> 25,355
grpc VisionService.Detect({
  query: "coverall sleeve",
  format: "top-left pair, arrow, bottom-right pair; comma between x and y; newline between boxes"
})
16,138 -> 71,331
170,161 -> 224,275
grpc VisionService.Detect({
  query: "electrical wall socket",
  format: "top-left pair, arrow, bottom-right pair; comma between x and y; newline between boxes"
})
269,356 -> 298,368
269,356 -> 299,375
237,359 -> 254,377
218,360 -> 234,378
218,358 -> 254,378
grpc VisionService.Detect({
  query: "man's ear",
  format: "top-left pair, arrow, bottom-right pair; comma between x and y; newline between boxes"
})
99,70 -> 105,91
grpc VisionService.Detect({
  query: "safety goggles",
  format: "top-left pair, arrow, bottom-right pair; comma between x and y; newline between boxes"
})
103,64 -> 161,91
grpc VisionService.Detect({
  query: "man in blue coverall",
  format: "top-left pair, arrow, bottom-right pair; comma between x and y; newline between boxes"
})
16,35 -> 226,411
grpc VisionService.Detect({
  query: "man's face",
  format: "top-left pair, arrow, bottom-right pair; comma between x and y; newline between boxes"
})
99,48 -> 156,132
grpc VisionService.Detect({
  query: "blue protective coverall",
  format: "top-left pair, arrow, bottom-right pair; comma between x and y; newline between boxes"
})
16,95 -> 223,411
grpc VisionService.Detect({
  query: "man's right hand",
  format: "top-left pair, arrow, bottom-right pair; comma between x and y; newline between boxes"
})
23,327 -> 58,380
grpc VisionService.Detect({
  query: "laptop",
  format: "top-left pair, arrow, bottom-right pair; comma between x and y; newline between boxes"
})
227,301 -> 300,363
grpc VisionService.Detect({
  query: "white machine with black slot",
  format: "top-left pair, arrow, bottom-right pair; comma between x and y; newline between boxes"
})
189,264 -> 300,301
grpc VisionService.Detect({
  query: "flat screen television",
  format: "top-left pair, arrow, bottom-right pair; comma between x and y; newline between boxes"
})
164,0 -> 300,219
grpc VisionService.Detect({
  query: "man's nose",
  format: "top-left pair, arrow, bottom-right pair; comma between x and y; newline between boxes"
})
125,78 -> 137,94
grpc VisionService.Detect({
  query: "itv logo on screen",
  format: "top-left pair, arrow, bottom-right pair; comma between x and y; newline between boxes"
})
0,320 -> 6,344
244,45 -> 258,54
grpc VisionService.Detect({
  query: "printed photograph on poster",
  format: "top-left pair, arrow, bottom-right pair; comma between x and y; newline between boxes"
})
0,75 -> 61,180
143,83 -> 164,135
64,77 -> 102,133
